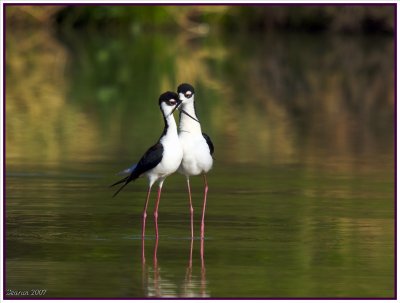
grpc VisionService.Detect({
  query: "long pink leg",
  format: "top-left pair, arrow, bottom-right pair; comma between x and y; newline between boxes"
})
142,186 -> 152,240
201,174 -> 208,239
187,177 -> 194,239
154,184 -> 163,238
189,237 -> 194,268
142,235 -> 146,264
153,237 -> 159,266
200,236 -> 205,268
142,187 -> 152,262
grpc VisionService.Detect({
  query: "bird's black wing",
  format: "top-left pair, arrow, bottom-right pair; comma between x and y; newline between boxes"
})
202,133 -> 214,155
134,142 -> 164,177
111,142 -> 164,197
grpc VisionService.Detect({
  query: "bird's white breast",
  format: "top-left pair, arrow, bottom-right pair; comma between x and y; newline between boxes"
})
147,115 -> 183,181
179,132 -> 213,176
178,99 -> 213,176
158,133 -> 183,174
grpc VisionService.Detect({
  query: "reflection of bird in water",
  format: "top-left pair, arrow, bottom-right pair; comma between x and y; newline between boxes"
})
177,83 -> 214,239
182,238 -> 208,297
111,92 -> 188,242
141,238 -> 178,297
141,238 -> 209,298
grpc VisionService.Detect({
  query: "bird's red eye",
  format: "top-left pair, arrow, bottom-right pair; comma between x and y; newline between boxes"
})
185,92 -> 192,98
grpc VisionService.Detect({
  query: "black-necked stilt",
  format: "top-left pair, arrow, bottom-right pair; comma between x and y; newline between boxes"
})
177,83 -> 214,239
111,91 -> 184,239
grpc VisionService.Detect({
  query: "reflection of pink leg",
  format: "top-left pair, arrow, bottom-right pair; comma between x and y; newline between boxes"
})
142,187 -> 152,240
201,175 -> 208,239
187,177 -> 194,239
200,237 -> 206,296
153,237 -> 160,297
154,185 -> 163,238
141,237 -> 147,294
184,237 -> 194,294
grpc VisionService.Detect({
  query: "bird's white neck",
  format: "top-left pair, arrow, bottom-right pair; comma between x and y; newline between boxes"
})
164,114 -> 177,133
179,102 -> 202,134
164,114 -> 178,137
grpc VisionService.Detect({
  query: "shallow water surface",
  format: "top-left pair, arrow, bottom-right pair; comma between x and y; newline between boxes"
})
6,158 -> 394,298
5,25 -> 394,298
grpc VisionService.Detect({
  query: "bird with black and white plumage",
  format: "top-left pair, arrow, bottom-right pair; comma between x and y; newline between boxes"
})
177,83 -> 214,239
110,91 -> 184,240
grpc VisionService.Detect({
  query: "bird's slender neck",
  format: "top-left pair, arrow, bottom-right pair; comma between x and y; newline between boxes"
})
161,113 -> 178,139
179,101 -> 202,134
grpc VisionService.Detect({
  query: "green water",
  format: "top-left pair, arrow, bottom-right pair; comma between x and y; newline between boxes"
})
5,25 -> 394,298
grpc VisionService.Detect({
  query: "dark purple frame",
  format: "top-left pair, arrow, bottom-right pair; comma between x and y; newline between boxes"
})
2,2 -> 397,300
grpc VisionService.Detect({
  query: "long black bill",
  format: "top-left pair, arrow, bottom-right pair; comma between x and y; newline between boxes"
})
169,101 -> 200,123
178,107 -> 200,123
169,100 -> 183,116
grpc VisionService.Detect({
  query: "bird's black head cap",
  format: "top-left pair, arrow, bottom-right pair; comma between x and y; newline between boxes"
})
159,91 -> 179,106
177,83 -> 195,95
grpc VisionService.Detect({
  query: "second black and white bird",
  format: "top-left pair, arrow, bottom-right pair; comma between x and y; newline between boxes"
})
177,83 -> 214,239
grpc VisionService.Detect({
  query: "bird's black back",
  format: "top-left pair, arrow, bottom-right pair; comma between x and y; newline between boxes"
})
202,133 -> 214,155
134,142 -> 164,177
111,142 -> 164,197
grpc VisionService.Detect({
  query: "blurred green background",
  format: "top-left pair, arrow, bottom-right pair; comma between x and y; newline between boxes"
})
6,5 -> 395,298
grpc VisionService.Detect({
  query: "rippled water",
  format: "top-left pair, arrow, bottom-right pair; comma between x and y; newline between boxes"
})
5,22 -> 394,298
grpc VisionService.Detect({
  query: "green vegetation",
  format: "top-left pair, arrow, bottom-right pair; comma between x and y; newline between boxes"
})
6,5 -> 394,34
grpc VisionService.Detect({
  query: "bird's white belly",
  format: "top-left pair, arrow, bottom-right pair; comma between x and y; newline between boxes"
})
151,138 -> 183,179
179,134 -> 213,176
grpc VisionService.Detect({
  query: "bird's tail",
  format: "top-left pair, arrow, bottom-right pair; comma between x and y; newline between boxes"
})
110,176 -> 129,188
110,175 -> 135,197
